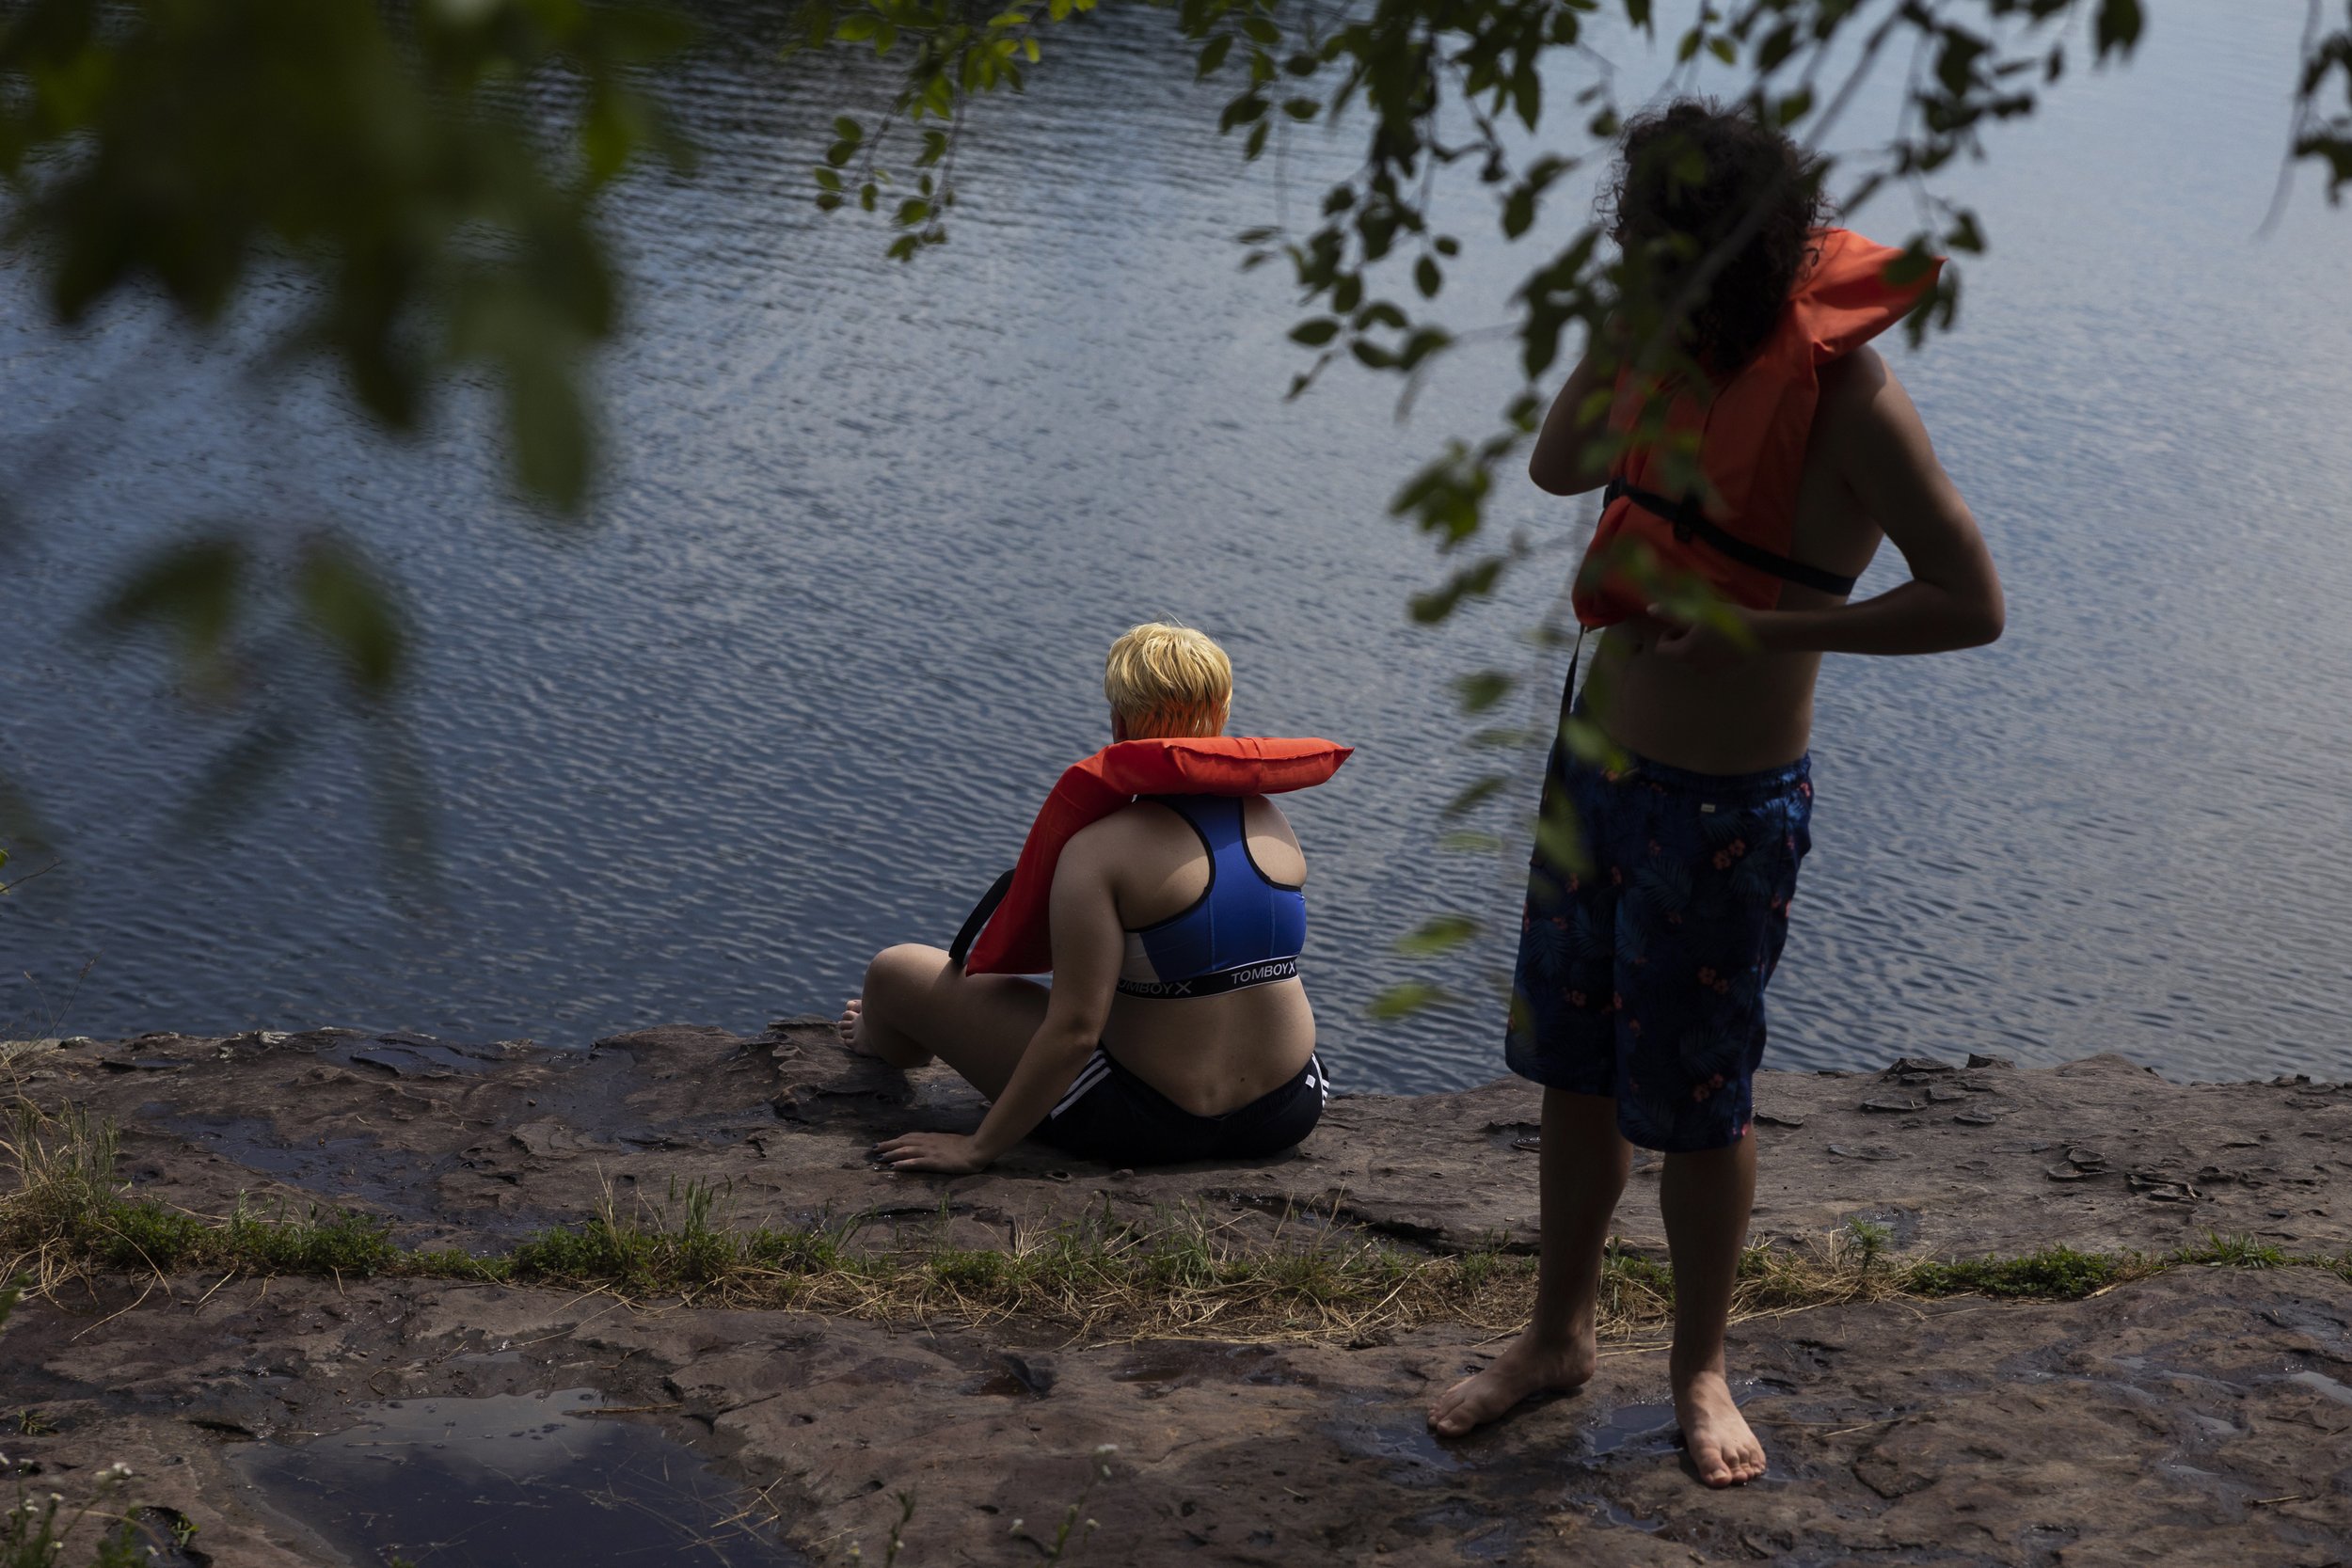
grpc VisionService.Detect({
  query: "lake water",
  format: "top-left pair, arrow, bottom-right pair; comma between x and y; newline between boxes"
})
3,3 -> 2347,1091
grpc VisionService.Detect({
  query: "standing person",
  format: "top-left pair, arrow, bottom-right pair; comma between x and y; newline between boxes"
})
1425,101 -> 2005,1488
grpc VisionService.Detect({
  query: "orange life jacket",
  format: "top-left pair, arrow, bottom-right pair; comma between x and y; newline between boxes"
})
1572,229 -> 1943,627
953,736 -> 1353,977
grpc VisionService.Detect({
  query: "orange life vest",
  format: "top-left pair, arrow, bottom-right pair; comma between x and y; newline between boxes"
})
953,736 -> 1353,977
1572,228 -> 1943,627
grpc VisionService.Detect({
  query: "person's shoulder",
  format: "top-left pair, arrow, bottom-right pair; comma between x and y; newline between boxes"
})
1065,801 -> 1168,861
1819,343 -> 1931,451
1819,341 -> 1896,414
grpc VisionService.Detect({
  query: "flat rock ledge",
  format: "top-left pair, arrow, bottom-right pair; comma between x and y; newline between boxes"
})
0,1024 -> 2347,1566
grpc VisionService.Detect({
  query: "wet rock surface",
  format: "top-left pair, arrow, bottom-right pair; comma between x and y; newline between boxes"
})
2,1025 -> 2349,1563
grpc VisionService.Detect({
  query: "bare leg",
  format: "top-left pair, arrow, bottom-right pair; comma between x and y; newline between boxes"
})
839,943 -> 1050,1100
1660,1132 -> 1766,1487
1428,1089 -> 1629,1435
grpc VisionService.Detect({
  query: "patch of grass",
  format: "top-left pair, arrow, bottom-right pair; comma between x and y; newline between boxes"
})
2185,1231 -> 2288,1269
6,1101 -> 2347,1341
90,1198 -> 204,1275
222,1198 -> 397,1276
1902,1244 -> 2133,1300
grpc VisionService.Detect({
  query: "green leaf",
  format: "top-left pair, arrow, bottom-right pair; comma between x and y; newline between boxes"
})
1196,35 -> 1232,80
1393,913 -> 1482,957
833,115 -> 863,142
1219,92 -> 1268,132
295,535 -> 404,694
1414,255 -> 1441,297
1707,35 -> 1736,65
1410,557 -> 1505,623
1289,318 -> 1341,346
503,336 -> 593,513
1368,981 -> 1452,1022
1440,774 -> 1509,817
2093,0 -> 2142,60
1281,97 -> 1318,120
1532,806 -> 1591,879
95,537 -> 246,670
1502,186 -> 1536,238
1452,670 -> 1515,712
1882,245 -> 1938,286
814,167 -> 842,191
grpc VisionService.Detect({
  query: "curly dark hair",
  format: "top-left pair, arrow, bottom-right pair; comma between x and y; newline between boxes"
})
1601,100 -> 1833,372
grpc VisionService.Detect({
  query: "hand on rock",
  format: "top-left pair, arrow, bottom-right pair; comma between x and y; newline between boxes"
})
872,1131 -> 990,1174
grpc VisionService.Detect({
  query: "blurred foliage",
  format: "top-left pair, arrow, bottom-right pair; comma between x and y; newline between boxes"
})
0,0 -> 691,857
0,0 -> 695,509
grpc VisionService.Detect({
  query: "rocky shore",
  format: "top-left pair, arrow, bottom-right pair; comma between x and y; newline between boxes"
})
0,1023 -> 2347,1565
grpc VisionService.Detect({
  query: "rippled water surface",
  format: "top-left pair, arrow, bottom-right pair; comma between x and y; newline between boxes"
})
4,5 -> 2348,1089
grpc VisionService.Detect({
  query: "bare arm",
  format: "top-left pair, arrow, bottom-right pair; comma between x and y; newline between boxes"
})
1652,348 -> 2004,661
1746,349 -> 2004,655
1528,348 -> 1615,497
872,835 -> 1121,1172
958,836 -> 1123,1161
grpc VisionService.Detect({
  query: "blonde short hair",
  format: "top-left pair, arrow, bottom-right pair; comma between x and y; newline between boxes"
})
1104,622 -> 1232,739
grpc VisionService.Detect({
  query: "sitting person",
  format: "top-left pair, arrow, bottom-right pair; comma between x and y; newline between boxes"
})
838,622 -> 1343,1172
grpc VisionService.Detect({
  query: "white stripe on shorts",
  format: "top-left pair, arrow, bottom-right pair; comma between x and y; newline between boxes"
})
1049,1051 -> 1113,1119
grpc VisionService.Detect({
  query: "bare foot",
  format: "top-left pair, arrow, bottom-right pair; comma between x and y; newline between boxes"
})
1673,1369 -> 1765,1487
836,996 -> 867,1054
1427,1326 -> 1597,1437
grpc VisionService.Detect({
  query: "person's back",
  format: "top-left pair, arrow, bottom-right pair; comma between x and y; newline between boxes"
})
844,621 -> 1334,1171
1573,340 -> 1993,772
1079,792 -> 1316,1114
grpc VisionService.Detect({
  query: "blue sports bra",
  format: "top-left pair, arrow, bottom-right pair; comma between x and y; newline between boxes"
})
1117,796 -> 1307,1000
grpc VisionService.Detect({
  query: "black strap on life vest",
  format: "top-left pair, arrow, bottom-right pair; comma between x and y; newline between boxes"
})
948,867 -> 1016,972
1604,474 -> 1859,598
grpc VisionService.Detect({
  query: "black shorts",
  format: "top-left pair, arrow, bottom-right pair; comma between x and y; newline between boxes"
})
1505,725 -> 1814,1152
1033,1048 -> 1328,1165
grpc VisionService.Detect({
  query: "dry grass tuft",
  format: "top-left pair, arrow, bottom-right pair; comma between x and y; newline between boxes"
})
2,1102 -> 2340,1343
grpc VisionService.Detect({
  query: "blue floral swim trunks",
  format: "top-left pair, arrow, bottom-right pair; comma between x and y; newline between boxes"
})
1505,708 -> 1814,1153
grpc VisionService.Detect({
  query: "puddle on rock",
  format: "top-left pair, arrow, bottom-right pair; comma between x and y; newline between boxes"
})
1577,1402 -> 1682,1458
1325,1397 -> 1467,1485
236,1388 -> 803,1566
1564,1493 -> 1668,1533
155,1114 -> 461,1224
